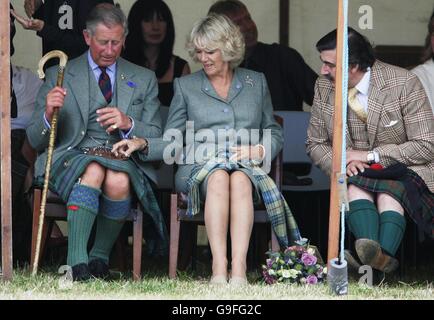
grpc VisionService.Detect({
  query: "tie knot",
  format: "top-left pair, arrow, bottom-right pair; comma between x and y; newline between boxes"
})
348,87 -> 358,98
99,66 -> 108,74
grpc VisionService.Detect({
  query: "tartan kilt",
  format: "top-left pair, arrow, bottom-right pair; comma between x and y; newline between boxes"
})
348,170 -> 434,240
35,149 -> 168,253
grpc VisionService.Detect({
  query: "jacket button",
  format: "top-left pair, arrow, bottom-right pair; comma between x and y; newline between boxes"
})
223,108 -> 228,113
81,131 -> 85,135
63,160 -> 70,167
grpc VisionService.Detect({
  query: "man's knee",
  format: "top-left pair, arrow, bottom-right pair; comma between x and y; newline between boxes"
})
81,162 -> 106,187
348,184 -> 374,202
103,170 -> 130,198
377,193 -> 404,214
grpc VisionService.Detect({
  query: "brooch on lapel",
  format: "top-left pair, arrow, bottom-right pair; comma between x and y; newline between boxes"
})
127,80 -> 137,88
245,75 -> 254,87
121,74 -> 136,88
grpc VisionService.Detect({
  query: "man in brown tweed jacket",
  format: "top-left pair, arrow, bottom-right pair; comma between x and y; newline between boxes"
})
307,28 -> 434,276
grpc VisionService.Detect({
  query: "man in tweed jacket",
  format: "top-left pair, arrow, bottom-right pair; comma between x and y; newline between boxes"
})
307,28 -> 434,275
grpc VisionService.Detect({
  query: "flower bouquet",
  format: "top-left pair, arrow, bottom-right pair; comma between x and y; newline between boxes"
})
262,245 -> 327,285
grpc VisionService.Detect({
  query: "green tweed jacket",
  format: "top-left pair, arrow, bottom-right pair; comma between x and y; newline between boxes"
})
142,67 -> 283,193
26,52 -> 162,183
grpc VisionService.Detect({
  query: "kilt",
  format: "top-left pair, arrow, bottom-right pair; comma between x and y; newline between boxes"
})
348,169 -> 434,240
35,149 -> 168,254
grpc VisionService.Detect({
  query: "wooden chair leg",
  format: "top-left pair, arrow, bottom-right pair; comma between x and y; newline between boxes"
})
133,208 -> 143,281
169,193 -> 180,279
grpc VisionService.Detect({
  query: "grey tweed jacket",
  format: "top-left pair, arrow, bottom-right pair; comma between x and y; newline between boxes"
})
141,67 -> 283,192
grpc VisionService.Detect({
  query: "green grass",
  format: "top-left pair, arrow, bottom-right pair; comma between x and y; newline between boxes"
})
0,267 -> 433,300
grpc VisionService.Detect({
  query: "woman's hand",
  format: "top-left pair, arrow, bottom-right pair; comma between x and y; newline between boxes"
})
11,9 -> 44,31
229,145 -> 265,162
111,138 -> 147,158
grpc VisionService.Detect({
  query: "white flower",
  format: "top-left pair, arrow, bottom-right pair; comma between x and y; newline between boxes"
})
268,269 -> 276,276
281,270 -> 291,278
288,269 -> 299,279
307,247 -> 316,255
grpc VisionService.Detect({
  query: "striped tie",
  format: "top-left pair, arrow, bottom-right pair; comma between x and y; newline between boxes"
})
98,67 -> 112,104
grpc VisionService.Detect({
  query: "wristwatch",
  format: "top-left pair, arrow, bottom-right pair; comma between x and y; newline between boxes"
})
367,151 -> 379,164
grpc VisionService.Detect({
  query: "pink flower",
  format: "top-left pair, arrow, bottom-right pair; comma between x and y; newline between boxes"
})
301,253 -> 317,266
262,270 -> 276,285
306,275 -> 318,284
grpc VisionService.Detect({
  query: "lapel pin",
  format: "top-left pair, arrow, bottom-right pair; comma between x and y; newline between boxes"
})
121,74 -> 126,80
245,75 -> 254,87
127,81 -> 136,88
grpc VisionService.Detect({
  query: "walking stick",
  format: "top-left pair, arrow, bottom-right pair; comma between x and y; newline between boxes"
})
32,50 -> 68,276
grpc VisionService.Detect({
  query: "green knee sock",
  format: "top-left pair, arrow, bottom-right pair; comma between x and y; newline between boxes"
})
347,199 -> 379,241
89,195 -> 131,264
379,210 -> 406,256
66,184 -> 101,266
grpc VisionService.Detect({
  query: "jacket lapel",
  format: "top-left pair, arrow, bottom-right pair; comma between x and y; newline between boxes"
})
66,54 -> 90,124
367,62 -> 387,147
226,69 -> 243,103
200,69 -> 242,103
326,85 -> 355,149
201,70 -> 223,102
116,58 -> 135,115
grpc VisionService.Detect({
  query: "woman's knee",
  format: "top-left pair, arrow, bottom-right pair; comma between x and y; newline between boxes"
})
207,170 -> 230,191
230,171 -> 252,196
81,162 -> 105,187
103,170 -> 131,198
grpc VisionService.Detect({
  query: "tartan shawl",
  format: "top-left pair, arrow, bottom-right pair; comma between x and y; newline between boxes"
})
186,152 -> 305,248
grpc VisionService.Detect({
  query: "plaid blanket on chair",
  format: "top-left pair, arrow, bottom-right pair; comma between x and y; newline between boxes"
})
186,152 -> 304,248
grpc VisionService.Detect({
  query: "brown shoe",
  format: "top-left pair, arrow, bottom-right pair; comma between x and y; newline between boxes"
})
355,239 -> 399,273
344,249 -> 362,272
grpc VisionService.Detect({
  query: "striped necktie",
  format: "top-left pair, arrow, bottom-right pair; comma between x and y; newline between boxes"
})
98,67 -> 112,104
348,87 -> 367,123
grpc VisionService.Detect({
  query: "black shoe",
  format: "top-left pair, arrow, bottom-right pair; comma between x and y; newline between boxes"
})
71,263 -> 91,282
88,258 -> 110,280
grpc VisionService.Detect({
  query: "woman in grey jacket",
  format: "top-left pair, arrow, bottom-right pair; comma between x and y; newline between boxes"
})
113,14 -> 284,285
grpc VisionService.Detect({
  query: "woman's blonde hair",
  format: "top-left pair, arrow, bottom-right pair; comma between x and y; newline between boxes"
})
187,13 -> 245,69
